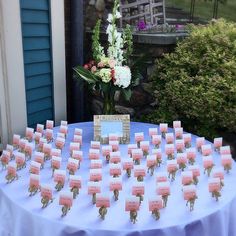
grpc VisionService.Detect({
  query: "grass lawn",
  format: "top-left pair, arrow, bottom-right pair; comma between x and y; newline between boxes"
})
167,0 -> 236,22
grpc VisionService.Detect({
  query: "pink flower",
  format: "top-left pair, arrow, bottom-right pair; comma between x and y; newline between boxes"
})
108,59 -> 116,68
91,66 -> 97,73
98,62 -> 105,68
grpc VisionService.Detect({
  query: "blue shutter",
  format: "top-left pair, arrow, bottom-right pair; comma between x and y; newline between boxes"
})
20,0 -> 54,128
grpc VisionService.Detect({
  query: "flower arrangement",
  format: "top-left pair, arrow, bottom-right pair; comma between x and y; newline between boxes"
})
73,0 -> 141,114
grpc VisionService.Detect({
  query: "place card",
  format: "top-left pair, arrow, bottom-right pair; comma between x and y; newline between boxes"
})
54,170 -> 66,184
59,192 -> 73,206
57,133 -> 66,139
109,177 -> 122,191
6,144 -> 14,158
221,154 -> 232,173
151,135 -> 162,148
127,144 -> 138,155
88,181 -> 101,194
109,163 -> 122,177
15,152 -> 26,169
140,141 -> 150,154
43,143 -> 52,159
173,120 -> 181,128
167,160 -> 178,181
96,194 -> 111,208
102,145 -> 112,157
13,134 -> 21,148
186,148 -> 197,165
89,149 -> 100,160
1,150 -> 10,167
208,178 -> 221,201
132,182 -> 145,196
25,127 -> 34,141
212,167 -> 224,183
41,184 -> 53,200
176,139 -> 185,153
122,159 -> 133,177
45,129 -> 53,142
51,148 -> 61,157
61,120 -> 68,126
175,127 -> 183,139
196,137 -> 205,151
181,171 -> 193,185
156,171 -> 168,183
89,169 -> 102,181
70,142 -> 81,154
29,174 -> 40,195
160,123 -> 168,135
25,142 -> 34,159
72,150 -> 83,162
125,196 -> 140,211
165,144 -> 175,159
214,137 -> 223,151
34,152 -> 44,167
147,155 -> 157,167
134,165 -> 146,181
30,161 -> 41,175
134,132 -> 144,143
67,158 -> 79,175
34,132 -> 42,144
69,175 -> 82,189
201,144 -> 212,156
90,160 -> 103,169
156,182 -> 170,198
59,192 -> 73,216
183,133 -> 192,148
110,151 -> 121,164
19,139 -> 28,152
46,120 -> 54,129
131,149 -> 143,164
74,128 -> 83,136
149,128 -> 158,137
177,153 -> 187,171
52,156 -> 62,170
149,195 -> 163,211
152,148 -> 162,166
6,163 -> 17,183
183,185 -> 197,211
208,177 -> 221,192
220,146 -> 231,155
203,155 -> 214,176
59,125 -> 68,135
73,135 -> 82,145
166,133 -> 174,144
35,124 -> 44,134
38,138 -> 47,152
109,140 -> 119,151
91,141 -> 100,149
55,137 -> 66,150
29,174 -> 40,188
188,165 -> 200,185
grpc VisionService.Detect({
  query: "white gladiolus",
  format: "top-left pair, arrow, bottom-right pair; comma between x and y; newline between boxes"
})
114,66 -> 131,88
107,14 -> 113,23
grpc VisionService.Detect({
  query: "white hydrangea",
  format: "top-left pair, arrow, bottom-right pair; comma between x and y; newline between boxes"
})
107,14 -> 113,23
114,66 -> 131,88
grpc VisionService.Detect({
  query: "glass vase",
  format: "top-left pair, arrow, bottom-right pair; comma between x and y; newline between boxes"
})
103,91 -> 115,115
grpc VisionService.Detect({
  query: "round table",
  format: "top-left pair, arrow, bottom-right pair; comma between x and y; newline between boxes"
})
0,122 -> 236,236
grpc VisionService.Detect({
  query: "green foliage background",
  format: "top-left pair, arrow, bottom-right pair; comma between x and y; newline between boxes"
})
144,19 -> 236,139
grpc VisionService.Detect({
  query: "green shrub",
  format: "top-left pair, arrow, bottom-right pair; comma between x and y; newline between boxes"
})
146,19 -> 236,138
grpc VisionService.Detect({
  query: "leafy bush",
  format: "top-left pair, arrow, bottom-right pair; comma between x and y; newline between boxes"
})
146,19 -> 236,138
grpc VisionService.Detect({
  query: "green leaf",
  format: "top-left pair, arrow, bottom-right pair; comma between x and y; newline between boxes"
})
73,66 -> 98,84
122,89 -> 132,101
